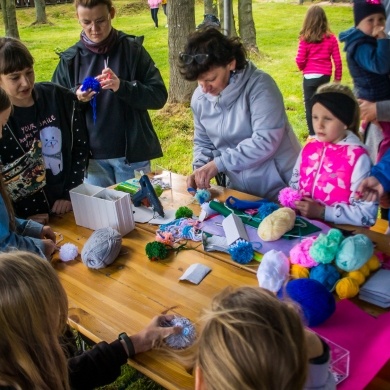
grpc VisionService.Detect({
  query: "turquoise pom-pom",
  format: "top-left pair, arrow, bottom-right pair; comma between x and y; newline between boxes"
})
195,189 -> 211,204
228,239 -> 254,264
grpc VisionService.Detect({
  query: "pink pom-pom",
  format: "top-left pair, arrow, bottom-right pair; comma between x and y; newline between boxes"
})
278,187 -> 302,209
156,231 -> 175,246
59,243 -> 79,262
289,236 -> 318,268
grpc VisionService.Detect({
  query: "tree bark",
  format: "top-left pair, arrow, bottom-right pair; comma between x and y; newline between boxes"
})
219,0 -> 237,37
32,0 -> 48,24
238,0 -> 259,53
168,0 -> 197,103
204,0 -> 218,17
4,0 -> 20,38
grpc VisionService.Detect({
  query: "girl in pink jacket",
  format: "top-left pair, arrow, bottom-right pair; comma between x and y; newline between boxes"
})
296,5 -> 342,136
148,0 -> 161,28
289,83 -> 378,227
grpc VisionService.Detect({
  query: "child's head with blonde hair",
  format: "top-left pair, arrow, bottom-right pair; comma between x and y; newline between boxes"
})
194,286 -> 308,390
314,83 -> 360,136
299,5 -> 331,43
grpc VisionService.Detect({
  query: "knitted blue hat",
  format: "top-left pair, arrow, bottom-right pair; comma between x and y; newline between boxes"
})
354,0 -> 385,26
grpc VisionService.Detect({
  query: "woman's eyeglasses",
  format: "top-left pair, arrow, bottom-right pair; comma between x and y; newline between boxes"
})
179,53 -> 209,65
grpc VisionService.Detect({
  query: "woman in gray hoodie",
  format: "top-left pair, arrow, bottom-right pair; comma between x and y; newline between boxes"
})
179,28 -> 301,201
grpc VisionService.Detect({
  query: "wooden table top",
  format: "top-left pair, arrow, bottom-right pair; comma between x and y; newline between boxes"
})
51,173 -> 390,389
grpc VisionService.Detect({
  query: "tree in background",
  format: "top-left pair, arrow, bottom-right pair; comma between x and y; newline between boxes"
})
32,0 -> 49,24
167,0 -> 197,103
238,0 -> 258,53
1,0 -> 20,37
204,0 -> 218,18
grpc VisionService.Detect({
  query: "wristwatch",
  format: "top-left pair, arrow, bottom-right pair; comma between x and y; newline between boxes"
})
118,332 -> 135,358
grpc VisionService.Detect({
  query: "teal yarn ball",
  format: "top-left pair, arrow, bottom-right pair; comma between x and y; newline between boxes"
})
309,263 -> 340,291
309,228 -> 344,264
282,278 -> 336,327
335,234 -> 374,272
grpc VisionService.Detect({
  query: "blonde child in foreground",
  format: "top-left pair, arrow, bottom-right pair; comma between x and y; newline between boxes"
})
193,286 -> 335,390
296,5 -> 342,136
289,83 -> 378,226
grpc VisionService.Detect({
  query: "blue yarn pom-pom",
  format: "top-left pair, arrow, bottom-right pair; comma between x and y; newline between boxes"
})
228,239 -> 254,264
282,278 -> 336,327
81,77 -> 101,124
309,263 -> 340,291
195,189 -> 211,205
162,316 -> 196,349
255,202 -> 279,222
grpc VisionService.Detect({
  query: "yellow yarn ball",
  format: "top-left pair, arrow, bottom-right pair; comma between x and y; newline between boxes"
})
257,207 -> 296,241
359,263 -> 370,277
290,264 -> 310,279
367,255 -> 381,271
336,277 -> 359,299
347,270 -> 365,286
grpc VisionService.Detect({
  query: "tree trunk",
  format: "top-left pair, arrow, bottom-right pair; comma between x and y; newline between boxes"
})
168,0 -> 197,103
219,0 -> 237,37
238,0 -> 259,53
5,0 -> 20,38
32,0 -> 48,24
204,0 -> 218,17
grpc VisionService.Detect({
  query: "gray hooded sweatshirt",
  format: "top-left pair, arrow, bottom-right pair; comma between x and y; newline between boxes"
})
191,61 -> 301,201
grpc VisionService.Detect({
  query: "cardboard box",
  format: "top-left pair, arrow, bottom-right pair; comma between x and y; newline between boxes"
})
70,183 -> 135,236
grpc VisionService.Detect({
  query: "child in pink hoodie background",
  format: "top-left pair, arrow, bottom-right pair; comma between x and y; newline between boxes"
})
148,0 -> 161,28
296,5 -> 342,136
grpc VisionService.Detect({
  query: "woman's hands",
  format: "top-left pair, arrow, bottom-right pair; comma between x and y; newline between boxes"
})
129,314 -> 182,355
51,199 -> 72,215
187,161 -> 218,191
76,67 -> 120,102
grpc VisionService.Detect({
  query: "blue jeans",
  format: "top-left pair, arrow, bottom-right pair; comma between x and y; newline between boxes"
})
85,158 -> 150,187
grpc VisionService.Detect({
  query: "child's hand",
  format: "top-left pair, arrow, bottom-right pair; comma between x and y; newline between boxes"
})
373,25 -> 386,39
294,197 -> 325,220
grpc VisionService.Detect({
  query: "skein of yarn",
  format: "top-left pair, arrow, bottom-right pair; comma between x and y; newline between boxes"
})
257,207 -> 296,241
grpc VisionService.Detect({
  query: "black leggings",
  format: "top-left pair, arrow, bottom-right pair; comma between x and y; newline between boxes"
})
151,8 -> 159,27
303,75 -> 331,135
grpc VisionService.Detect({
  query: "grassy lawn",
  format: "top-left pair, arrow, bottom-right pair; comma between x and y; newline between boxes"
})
0,1 -> 354,388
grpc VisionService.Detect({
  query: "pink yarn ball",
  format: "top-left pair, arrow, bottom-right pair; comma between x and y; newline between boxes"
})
289,236 -> 319,268
278,187 -> 302,209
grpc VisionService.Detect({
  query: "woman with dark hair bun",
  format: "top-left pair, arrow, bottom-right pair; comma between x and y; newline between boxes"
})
180,28 -> 301,201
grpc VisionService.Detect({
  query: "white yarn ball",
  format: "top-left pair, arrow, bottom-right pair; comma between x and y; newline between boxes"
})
59,243 -> 79,262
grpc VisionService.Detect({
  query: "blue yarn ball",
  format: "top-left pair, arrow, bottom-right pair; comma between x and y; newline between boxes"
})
162,316 -> 196,349
283,278 -> 336,327
335,234 -> 374,272
81,76 -> 101,93
195,189 -> 211,205
228,239 -> 254,264
309,263 -> 340,291
256,202 -> 279,221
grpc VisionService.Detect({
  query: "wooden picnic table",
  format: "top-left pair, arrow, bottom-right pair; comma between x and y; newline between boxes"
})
50,172 -> 390,389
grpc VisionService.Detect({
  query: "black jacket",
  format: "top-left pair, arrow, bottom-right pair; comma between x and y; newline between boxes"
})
52,31 -> 166,163
0,83 -> 88,218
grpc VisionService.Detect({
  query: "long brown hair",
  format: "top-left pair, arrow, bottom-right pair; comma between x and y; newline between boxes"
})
299,5 -> 331,43
0,251 -> 70,389
0,87 -> 15,231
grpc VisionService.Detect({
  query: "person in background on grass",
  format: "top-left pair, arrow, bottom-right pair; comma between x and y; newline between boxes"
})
0,250 -> 179,390
189,286 -> 336,390
0,38 -> 88,222
295,5 -> 342,136
148,0 -> 161,28
52,0 -> 167,187
289,83 -> 377,227
162,0 -> 168,27
179,28 -> 301,201
0,88 -> 58,259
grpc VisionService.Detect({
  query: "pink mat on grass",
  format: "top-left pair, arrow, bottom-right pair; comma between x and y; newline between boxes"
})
311,300 -> 390,390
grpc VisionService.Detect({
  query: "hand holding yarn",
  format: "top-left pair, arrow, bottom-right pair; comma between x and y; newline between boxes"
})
294,197 -> 325,220
96,68 -> 120,92
191,161 -> 218,190
77,77 -> 101,102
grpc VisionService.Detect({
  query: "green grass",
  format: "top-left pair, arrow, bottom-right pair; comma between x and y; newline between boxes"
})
0,2 -> 354,387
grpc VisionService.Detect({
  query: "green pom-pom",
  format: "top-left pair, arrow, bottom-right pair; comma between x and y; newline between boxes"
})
175,206 -> 193,219
145,241 -> 168,261
154,184 -> 163,197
